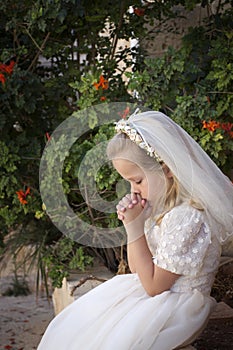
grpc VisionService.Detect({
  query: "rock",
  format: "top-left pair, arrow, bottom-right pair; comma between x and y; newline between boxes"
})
210,301 -> 233,320
222,240 -> 233,257
52,260 -> 114,315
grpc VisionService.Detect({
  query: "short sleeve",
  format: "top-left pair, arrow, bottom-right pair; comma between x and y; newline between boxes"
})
153,205 -> 211,276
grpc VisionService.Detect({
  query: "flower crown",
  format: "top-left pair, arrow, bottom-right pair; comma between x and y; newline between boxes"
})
115,119 -> 162,163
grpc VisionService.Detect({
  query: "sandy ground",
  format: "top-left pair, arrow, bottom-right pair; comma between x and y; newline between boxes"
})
1,269 -> 233,350
0,293 -> 54,350
0,262 -> 113,350
1,293 -> 233,350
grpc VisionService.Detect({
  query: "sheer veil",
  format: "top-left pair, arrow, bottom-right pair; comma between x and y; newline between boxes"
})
127,111 -> 233,245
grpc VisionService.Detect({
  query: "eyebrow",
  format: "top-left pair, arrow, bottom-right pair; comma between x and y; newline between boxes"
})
126,176 -> 142,181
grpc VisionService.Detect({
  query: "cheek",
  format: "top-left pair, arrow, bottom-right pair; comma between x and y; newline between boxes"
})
142,180 -> 149,195
147,176 -> 166,197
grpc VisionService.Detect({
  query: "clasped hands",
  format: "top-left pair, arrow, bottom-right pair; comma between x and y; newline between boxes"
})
116,193 -> 152,233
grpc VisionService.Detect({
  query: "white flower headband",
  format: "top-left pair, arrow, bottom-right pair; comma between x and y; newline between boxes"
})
115,117 -> 163,163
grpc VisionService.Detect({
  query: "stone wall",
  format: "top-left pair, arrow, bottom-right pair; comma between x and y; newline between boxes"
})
142,2 -> 224,57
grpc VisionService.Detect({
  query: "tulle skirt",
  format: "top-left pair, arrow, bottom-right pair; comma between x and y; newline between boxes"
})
38,274 -> 215,350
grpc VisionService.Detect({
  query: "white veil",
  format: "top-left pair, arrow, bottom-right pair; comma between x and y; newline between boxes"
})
127,110 -> 233,245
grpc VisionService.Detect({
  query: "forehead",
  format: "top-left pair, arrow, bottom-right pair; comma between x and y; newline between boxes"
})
112,159 -> 144,179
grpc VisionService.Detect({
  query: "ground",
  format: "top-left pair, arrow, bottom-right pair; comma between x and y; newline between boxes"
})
194,260 -> 233,350
0,260 -> 232,350
0,293 -> 233,350
194,318 -> 233,350
0,294 -> 53,350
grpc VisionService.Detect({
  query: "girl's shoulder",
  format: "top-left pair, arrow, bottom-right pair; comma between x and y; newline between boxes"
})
154,203 -> 213,277
161,202 -> 206,231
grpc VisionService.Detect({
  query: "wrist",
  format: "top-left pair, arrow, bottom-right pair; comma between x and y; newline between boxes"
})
125,222 -> 145,243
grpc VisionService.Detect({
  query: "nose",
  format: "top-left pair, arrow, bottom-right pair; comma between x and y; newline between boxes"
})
131,183 -> 140,194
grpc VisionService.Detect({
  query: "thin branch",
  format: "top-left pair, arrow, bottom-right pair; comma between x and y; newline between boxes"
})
27,32 -> 51,72
24,27 -> 42,51
84,185 -> 95,223
164,104 -> 175,113
109,1 -> 126,63
207,91 -> 233,94
70,275 -> 107,296
21,156 -> 41,160
216,0 -> 223,15
13,29 -> 21,55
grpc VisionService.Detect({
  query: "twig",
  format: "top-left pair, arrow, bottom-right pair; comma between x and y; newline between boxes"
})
164,105 -> 175,113
207,91 -> 233,95
109,1 -> 126,63
24,28 -> 42,51
27,32 -> 51,72
70,275 -> 107,296
219,257 -> 233,268
84,185 -> 95,223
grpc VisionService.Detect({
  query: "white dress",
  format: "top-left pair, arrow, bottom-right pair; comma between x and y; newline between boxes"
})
38,203 -> 221,350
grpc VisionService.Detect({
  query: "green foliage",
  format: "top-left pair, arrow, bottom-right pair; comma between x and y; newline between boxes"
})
0,0 -> 152,288
0,141 -> 22,228
128,13 -> 233,175
42,237 -> 93,288
1,0 -> 232,290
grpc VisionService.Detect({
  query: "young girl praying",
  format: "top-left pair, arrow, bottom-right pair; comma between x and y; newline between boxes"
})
38,110 -> 233,350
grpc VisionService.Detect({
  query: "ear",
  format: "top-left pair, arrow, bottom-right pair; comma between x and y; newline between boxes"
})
162,164 -> 173,179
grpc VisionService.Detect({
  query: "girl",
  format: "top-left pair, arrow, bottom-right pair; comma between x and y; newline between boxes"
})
38,110 -> 233,350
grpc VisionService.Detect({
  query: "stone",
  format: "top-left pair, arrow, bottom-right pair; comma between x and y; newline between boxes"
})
210,301 -> 233,320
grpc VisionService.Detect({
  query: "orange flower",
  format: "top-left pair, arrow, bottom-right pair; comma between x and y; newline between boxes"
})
5,60 -> 15,74
202,120 -> 220,132
100,96 -> 107,101
134,7 -> 145,16
93,75 -> 108,90
16,187 -> 30,205
118,106 -> 130,119
203,120 -> 233,136
45,132 -> 51,141
221,122 -> 232,132
0,73 -> 6,85
0,60 -> 15,75
0,60 -> 15,85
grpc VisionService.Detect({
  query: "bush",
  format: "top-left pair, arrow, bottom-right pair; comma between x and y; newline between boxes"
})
128,12 -> 233,176
1,0 -> 232,289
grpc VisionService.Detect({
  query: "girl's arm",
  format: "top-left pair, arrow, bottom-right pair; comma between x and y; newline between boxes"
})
127,234 -> 180,297
117,194 -> 180,297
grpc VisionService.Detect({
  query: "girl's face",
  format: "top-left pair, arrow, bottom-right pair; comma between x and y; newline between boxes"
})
113,159 -> 172,205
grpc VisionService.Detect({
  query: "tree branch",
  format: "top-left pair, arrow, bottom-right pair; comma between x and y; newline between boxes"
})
27,32 -> 51,72
70,275 -> 107,296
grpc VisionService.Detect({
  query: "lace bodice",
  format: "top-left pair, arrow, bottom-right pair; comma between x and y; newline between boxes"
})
145,203 -> 221,295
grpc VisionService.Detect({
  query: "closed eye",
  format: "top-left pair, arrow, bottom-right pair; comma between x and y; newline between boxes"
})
135,180 -> 142,184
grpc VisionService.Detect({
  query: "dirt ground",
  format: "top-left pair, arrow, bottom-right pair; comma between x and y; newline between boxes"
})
194,318 -> 233,350
0,293 -> 54,350
0,261 -> 233,350
0,293 -> 233,350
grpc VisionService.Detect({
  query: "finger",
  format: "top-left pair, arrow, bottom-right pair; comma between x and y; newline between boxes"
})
118,213 -> 124,220
125,193 -> 132,200
141,198 -> 147,208
122,195 -> 131,203
135,193 -> 143,204
124,194 -> 134,208
121,197 -> 132,208
131,192 -> 138,204
116,204 -> 126,212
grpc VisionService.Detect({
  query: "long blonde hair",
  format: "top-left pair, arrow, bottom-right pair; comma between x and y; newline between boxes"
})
107,133 -> 203,223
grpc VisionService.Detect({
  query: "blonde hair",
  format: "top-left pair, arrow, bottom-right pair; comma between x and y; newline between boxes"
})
107,133 -> 203,223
